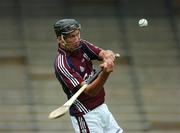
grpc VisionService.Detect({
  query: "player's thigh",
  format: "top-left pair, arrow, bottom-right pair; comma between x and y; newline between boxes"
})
86,119 -> 104,133
70,116 -> 80,133
71,115 -> 104,133
104,113 -> 123,133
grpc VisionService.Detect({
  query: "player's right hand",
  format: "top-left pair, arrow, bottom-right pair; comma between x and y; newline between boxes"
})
100,61 -> 114,73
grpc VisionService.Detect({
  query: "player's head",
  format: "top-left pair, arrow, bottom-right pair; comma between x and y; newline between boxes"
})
54,19 -> 81,52
54,19 -> 81,37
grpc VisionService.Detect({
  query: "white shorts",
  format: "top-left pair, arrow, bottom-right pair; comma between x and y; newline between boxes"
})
71,104 -> 123,133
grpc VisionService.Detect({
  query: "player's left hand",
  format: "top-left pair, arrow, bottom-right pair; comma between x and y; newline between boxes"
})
103,50 -> 115,64
100,50 -> 115,73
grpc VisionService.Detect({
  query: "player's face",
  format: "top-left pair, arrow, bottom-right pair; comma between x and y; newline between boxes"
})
63,30 -> 81,51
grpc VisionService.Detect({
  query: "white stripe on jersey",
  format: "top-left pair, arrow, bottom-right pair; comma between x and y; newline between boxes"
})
57,55 -> 79,87
60,56 -> 80,86
75,100 -> 89,114
74,101 -> 82,112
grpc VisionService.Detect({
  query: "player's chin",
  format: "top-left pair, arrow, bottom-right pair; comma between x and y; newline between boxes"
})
74,41 -> 80,46
70,45 -> 81,51
73,42 -> 81,48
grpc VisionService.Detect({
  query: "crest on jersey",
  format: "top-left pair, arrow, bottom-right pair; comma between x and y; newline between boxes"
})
83,53 -> 90,61
80,66 -> 85,72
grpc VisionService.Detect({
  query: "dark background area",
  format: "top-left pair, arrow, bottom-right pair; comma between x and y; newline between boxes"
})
0,0 -> 180,132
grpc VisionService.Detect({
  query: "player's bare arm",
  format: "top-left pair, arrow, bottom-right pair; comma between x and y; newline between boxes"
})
82,71 -> 110,96
83,50 -> 115,96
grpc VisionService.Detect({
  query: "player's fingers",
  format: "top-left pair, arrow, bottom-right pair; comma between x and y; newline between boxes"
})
104,58 -> 114,66
100,62 -> 107,68
107,50 -> 116,59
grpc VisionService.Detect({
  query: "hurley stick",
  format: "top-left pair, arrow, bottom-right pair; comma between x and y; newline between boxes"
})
48,53 -> 120,119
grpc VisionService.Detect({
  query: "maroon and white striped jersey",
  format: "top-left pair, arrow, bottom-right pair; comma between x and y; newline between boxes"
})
54,40 -> 105,116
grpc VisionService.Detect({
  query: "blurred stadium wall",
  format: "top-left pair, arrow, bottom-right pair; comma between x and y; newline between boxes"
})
0,0 -> 180,133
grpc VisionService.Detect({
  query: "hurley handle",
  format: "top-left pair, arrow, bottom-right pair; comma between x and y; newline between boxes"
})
86,53 -> 120,84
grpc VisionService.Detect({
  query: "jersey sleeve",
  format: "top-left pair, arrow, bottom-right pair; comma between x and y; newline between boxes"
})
81,40 -> 102,60
55,54 -> 84,91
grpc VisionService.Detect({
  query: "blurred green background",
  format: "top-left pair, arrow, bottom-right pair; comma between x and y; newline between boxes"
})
0,0 -> 180,133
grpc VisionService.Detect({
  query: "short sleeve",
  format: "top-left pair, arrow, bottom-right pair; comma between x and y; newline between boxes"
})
81,40 -> 102,60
